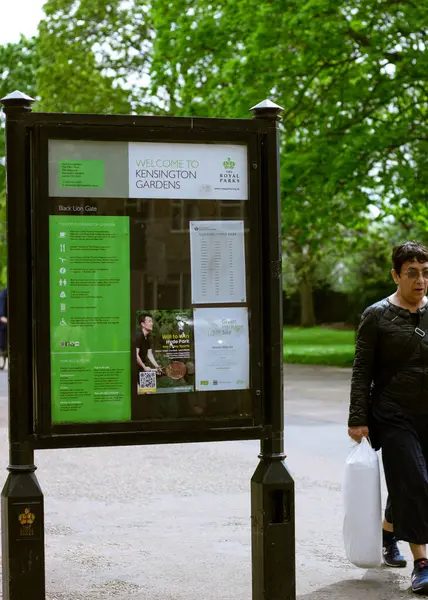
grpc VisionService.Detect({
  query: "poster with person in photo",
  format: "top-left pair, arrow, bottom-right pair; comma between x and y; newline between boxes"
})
136,310 -> 195,394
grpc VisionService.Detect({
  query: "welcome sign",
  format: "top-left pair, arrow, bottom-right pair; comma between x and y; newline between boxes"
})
128,142 -> 248,200
49,140 -> 248,201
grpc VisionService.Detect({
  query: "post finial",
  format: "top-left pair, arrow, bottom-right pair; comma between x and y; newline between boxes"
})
250,99 -> 284,120
1,90 -> 35,114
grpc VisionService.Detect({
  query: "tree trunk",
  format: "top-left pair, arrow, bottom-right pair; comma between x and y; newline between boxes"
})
299,277 -> 316,327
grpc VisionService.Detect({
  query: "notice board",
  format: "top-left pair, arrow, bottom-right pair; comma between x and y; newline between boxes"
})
31,124 -> 264,444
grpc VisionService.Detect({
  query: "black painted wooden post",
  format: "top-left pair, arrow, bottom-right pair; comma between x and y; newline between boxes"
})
0,91 -> 45,600
250,99 -> 296,600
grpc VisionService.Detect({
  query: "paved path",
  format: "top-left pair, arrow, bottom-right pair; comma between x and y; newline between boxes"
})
0,365 -> 417,599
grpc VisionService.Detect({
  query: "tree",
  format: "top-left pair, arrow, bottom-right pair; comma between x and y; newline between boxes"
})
329,217 -> 428,322
37,0 -> 428,325
37,0 -> 149,114
0,36 -> 39,192
148,0 -> 428,324
0,36 -> 40,287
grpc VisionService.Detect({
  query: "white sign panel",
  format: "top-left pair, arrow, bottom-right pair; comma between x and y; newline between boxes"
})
194,307 -> 250,391
128,142 -> 248,200
190,220 -> 247,304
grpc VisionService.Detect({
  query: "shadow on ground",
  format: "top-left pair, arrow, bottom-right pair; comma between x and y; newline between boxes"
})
298,570 -> 415,600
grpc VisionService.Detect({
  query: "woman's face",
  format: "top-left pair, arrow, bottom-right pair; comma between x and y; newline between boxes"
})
392,260 -> 428,303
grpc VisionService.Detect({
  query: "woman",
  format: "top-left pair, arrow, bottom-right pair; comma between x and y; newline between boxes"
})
348,241 -> 428,595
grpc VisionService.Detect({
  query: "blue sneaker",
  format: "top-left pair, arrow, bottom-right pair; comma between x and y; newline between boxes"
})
383,539 -> 407,567
412,559 -> 428,594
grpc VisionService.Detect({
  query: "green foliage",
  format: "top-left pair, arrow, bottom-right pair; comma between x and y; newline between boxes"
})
0,36 -> 39,195
0,36 -> 39,285
148,0 -> 428,319
36,1 -> 428,223
0,35 -> 38,100
331,230 -> 395,313
2,0 -> 428,316
37,0 -> 149,113
329,219 -> 428,316
283,326 -> 355,367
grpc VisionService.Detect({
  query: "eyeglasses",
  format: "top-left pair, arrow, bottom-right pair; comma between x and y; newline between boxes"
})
405,268 -> 428,280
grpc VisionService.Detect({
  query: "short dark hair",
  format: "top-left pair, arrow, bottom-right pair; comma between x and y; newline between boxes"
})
138,313 -> 152,325
392,241 -> 428,274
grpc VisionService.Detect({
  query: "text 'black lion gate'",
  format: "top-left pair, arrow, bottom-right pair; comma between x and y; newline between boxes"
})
0,90 -> 295,600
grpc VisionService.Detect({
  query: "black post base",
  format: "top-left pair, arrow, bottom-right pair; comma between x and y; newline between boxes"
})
1,468 -> 45,600
251,458 -> 296,600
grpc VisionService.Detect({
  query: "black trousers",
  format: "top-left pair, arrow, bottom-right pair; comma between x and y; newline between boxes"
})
379,415 -> 428,544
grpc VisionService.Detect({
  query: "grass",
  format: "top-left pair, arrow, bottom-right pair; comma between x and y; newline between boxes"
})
283,326 -> 355,367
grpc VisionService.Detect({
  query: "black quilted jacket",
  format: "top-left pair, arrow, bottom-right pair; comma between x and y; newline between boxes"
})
348,298 -> 428,427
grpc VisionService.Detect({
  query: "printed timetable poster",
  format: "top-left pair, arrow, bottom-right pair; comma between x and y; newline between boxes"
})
189,220 -> 247,304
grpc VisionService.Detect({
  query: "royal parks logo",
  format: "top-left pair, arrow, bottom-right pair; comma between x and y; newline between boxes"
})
223,157 -> 235,170
18,508 -> 36,537
220,157 -> 240,185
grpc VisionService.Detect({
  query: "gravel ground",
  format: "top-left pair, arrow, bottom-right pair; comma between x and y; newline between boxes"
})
0,365 -> 417,599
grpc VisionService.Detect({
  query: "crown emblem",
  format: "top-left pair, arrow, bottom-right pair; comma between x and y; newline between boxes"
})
18,508 -> 35,526
223,157 -> 235,170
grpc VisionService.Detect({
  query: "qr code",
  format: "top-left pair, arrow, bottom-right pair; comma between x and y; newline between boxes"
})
139,371 -> 156,390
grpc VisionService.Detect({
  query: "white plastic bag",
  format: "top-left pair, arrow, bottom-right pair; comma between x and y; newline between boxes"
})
343,436 -> 382,568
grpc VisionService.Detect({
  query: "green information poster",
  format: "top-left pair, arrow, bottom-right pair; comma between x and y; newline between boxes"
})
49,215 -> 131,423
59,160 -> 104,189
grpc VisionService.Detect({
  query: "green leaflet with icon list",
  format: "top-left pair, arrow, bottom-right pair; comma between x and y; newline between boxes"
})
49,215 -> 131,423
